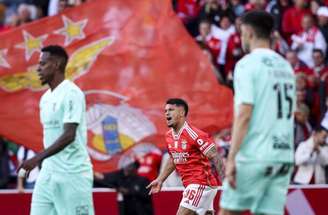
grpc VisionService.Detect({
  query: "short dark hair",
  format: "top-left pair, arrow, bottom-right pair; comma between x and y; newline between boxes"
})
41,45 -> 69,72
313,48 -> 324,56
199,18 -> 211,25
241,11 -> 274,39
166,98 -> 189,116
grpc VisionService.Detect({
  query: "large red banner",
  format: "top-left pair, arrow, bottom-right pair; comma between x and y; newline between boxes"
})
0,0 -> 233,172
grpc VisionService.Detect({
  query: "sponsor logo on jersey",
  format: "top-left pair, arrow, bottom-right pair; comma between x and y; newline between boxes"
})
171,151 -> 189,164
272,134 -> 291,150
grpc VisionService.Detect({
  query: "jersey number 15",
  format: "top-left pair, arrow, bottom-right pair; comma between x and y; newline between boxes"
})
273,83 -> 294,120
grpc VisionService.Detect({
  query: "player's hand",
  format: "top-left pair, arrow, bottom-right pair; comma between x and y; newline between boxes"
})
225,159 -> 236,189
146,178 -> 163,195
17,156 -> 40,177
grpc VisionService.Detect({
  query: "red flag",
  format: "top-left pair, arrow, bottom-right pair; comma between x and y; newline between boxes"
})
0,0 -> 232,172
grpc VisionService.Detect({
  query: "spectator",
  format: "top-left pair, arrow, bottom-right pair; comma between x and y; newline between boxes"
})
272,30 -> 289,55
211,15 -> 235,78
310,0 -> 320,15
0,3 -> 10,33
312,49 -> 328,78
294,125 -> 328,184
17,3 -> 38,22
294,103 -> 312,147
175,0 -> 202,36
229,0 -> 245,17
16,146 -> 39,193
286,49 -> 313,76
282,0 -> 311,42
48,0 -> 75,16
196,19 -> 222,63
95,161 -> 154,215
198,0 -> 222,27
266,0 -> 292,32
199,0 -> 235,27
291,14 -> 327,68
316,6 -> 328,59
244,0 -> 267,11
199,42 -> 225,83
225,16 -> 243,81
136,151 -> 162,182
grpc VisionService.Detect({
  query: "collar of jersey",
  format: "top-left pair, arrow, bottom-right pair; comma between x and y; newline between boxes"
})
49,79 -> 69,94
172,121 -> 187,140
251,48 -> 274,54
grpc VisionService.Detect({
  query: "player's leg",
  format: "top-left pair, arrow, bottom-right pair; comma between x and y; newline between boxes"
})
53,171 -> 94,215
253,163 -> 293,215
30,170 -> 57,215
220,162 -> 269,214
177,206 -> 198,215
218,209 -> 242,215
179,184 -> 217,215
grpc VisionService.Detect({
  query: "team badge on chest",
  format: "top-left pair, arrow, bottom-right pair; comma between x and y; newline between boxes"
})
181,139 -> 187,150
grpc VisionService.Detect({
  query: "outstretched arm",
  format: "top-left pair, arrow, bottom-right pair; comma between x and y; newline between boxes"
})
147,157 -> 175,194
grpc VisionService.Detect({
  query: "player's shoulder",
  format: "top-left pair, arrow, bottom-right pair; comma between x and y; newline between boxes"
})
65,80 -> 84,97
184,123 -> 208,139
234,53 -> 258,76
165,130 -> 172,137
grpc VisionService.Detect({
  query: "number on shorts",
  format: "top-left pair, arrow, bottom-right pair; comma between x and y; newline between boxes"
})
184,189 -> 196,201
264,164 -> 290,177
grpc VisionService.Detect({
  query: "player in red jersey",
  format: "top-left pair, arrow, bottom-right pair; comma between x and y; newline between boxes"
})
147,98 -> 224,215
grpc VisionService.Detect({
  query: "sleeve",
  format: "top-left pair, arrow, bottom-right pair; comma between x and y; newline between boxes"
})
63,89 -> 84,124
295,141 -> 317,165
193,131 -> 216,156
17,146 -> 23,162
318,147 -> 328,165
233,59 -> 255,105
314,31 -> 327,54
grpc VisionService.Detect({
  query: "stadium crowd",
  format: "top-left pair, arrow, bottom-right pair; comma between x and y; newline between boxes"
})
0,0 -> 328,196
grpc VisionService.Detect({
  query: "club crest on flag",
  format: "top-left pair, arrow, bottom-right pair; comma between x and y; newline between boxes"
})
85,90 -> 157,161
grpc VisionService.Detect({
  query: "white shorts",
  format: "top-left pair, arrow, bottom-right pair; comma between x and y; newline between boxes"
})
180,184 -> 218,215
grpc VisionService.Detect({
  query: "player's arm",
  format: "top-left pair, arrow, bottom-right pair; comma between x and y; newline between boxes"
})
228,104 -> 253,161
18,123 -> 78,174
205,146 -> 225,181
146,156 -> 175,194
18,89 -> 83,176
226,103 -> 253,188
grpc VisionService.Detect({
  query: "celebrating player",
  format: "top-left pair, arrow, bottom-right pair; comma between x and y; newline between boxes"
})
147,98 -> 224,215
17,45 -> 94,215
220,11 -> 296,215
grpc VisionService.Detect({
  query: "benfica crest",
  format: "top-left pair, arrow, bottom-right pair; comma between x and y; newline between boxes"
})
181,139 -> 187,150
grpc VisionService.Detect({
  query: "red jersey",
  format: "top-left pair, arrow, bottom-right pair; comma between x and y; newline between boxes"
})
165,122 -> 218,187
282,7 -> 311,42
137,152 -> 162,181
225,32 -> 243,75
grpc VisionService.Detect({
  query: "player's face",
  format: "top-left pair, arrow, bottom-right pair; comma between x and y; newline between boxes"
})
165,104 -> 185,128
37,52 -> 56,85
240,24 -> 251,53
